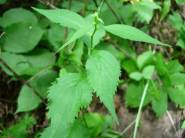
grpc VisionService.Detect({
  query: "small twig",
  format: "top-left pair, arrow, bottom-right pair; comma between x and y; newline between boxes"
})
167,111 -> 178,135
0,32 -> 5,39
104,0 -> 123,24
121,120 -> 135,135
26,65 -> 52,83
37,0 -> 56,8
0,58 -> 46,104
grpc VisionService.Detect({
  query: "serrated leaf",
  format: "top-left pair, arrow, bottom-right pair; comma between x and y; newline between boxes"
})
33,8 -> 86,29
3,23 -> 43,53
105,24 -> 168,46
42,73 -> 93,138
86,50 -> 120,122
0,8 -> 37,27
129,72 -> 143,81
142,65 -> 155,80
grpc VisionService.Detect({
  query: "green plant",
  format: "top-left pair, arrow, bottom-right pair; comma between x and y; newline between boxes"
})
1,115 -> 36,138
30,4 -> 168,137
124,51 -> 185,115
168,12 -> 185,49
2,1 -> 185,138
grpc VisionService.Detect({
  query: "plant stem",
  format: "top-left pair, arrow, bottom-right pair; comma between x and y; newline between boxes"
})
121,120 -> 135,135
90,23 -> 97,55
133,80 -> 149,138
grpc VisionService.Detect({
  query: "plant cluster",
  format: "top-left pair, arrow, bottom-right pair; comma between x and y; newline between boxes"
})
0,0 -> 185,138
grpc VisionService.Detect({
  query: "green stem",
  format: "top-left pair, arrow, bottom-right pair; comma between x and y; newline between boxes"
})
133,80 -> 150,138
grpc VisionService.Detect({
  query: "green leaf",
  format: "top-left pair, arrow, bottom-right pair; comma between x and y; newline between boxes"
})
167,60 -> 184,74
86,50 -> 120,122
125,83 -> 150,108
154,54 -> 169,76
151,88 -> 167,117
69,40 -> 84,66
176,0 -> 185,5
68,120 -> 91,138
82,23 -> 105,48
17,85 -> 41,112
3,23 -> 43,53
17,70 -> 57,112
98,43 -> 125,60
137,51 -> 153,69
122,0 -> 160,23
160,0 -> 171,20
0,8 -> 38,27
122,59 -> 138,73
129,72 -> 143,81
42,73 -> 93,138
142,65 -> 155,80
0,49 -> 55,76
168,87 -> 185,106
168,12 -> 183,31
170,73 -> 185,85
33,8 -> 86,29
48,24 -> 65,50
84,113 -> 109,137
134,0 -> 160,23
56,26 -> 91,53
0,0 -> 6,5
181,120 -> 185,129
2,115 -> 36,138
105,24 -> 168,46
29,70 -> 58,97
